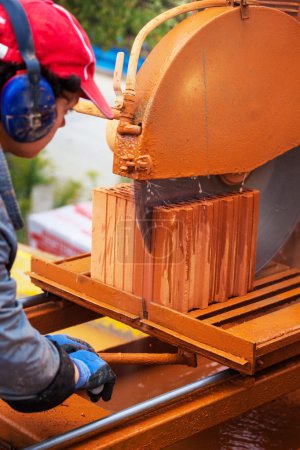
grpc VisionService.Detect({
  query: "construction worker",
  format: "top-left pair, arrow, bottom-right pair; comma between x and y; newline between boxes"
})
0,0 -> 116,412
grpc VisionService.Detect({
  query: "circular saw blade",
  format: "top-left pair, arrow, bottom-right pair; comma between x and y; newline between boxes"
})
134,147 -> 300,271
193,146 -> 300,271
242,146 -> 300,270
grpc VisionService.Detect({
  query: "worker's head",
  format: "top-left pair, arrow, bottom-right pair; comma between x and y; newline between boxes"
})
0,0 -> 113,158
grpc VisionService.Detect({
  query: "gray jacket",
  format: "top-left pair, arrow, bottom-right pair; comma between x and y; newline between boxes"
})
0,149 -> 62,402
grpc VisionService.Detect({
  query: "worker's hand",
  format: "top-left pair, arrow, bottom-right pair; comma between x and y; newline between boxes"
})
45,334 -> 95,354
69,350 -> 116,402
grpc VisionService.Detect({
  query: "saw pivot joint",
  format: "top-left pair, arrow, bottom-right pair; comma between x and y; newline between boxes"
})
119,154 -> 152,175
135,155 -> 152,174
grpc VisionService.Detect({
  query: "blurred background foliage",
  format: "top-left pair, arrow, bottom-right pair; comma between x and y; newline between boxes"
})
6,154 -> 54,220
6,154 -> 89,242
55,0 -> 185,50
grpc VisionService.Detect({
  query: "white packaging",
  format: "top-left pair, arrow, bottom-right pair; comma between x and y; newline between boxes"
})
28,203 -> 92,257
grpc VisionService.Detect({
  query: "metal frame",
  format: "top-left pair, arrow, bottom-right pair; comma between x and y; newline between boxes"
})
1,356 -> 299,449
30,254 -> 300,375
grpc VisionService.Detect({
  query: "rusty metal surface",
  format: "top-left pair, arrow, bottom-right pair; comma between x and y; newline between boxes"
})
1,356 -> 299,450
22,293 -> 196,367
62,357 -> 300,450
0,394 -> 109,449
23,295 -> 100,334
25,369 -> 235,450
113,6 -> 300,179
98,352 -> 197,367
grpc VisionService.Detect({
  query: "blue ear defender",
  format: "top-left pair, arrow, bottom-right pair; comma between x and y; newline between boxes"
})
0,0 -> 57,143
1,74 -> 56,142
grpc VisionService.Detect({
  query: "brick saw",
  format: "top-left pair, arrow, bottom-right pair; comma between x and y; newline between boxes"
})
76,0 -> 300,272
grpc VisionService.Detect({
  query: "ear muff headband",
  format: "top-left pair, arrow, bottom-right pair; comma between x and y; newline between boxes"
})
0,0 -> 41,85
0,0 -> 56,142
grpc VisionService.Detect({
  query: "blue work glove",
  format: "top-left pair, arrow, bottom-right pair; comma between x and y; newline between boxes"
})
70,350 -> 116,402
45,334 -> 95,354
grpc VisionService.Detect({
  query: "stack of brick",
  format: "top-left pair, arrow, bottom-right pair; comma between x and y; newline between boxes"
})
91,183 -> 259,313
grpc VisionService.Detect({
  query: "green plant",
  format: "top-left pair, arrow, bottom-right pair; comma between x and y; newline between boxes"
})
5,153 -> 54,242
6,153 -> 54,219
53,179 -> 83,208
119,176 -> 132,184
6,153 -> 86,243
85,170 -> 99,187
56,0 -> 186,50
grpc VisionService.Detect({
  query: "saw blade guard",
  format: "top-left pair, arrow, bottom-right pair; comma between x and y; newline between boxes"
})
112,4 -> 299,180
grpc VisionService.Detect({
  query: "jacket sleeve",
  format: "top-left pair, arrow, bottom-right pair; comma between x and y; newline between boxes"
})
0,199 -> 76,412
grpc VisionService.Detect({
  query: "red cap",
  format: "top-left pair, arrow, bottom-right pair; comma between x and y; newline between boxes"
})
0,0 -> 114,119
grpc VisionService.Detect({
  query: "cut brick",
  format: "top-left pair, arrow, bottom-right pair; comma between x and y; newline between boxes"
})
91,184 -> 259,314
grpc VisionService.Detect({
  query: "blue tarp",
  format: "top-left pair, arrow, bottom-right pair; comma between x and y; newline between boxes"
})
93,46 -> 145,75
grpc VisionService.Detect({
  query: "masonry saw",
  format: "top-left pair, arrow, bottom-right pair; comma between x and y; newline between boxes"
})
77,0 -> 300,272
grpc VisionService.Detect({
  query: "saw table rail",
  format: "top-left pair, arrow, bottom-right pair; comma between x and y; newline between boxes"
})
24,369 -> 235,450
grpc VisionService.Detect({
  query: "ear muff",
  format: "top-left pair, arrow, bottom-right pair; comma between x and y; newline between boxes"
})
0,0 -> 57,143
1,73 -> 56,143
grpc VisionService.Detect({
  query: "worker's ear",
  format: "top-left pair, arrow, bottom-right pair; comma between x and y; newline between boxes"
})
61,91 -> 81,110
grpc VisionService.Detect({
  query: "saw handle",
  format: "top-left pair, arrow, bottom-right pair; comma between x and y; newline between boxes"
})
125,0 -> 227,95
73,101 -> 120,120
